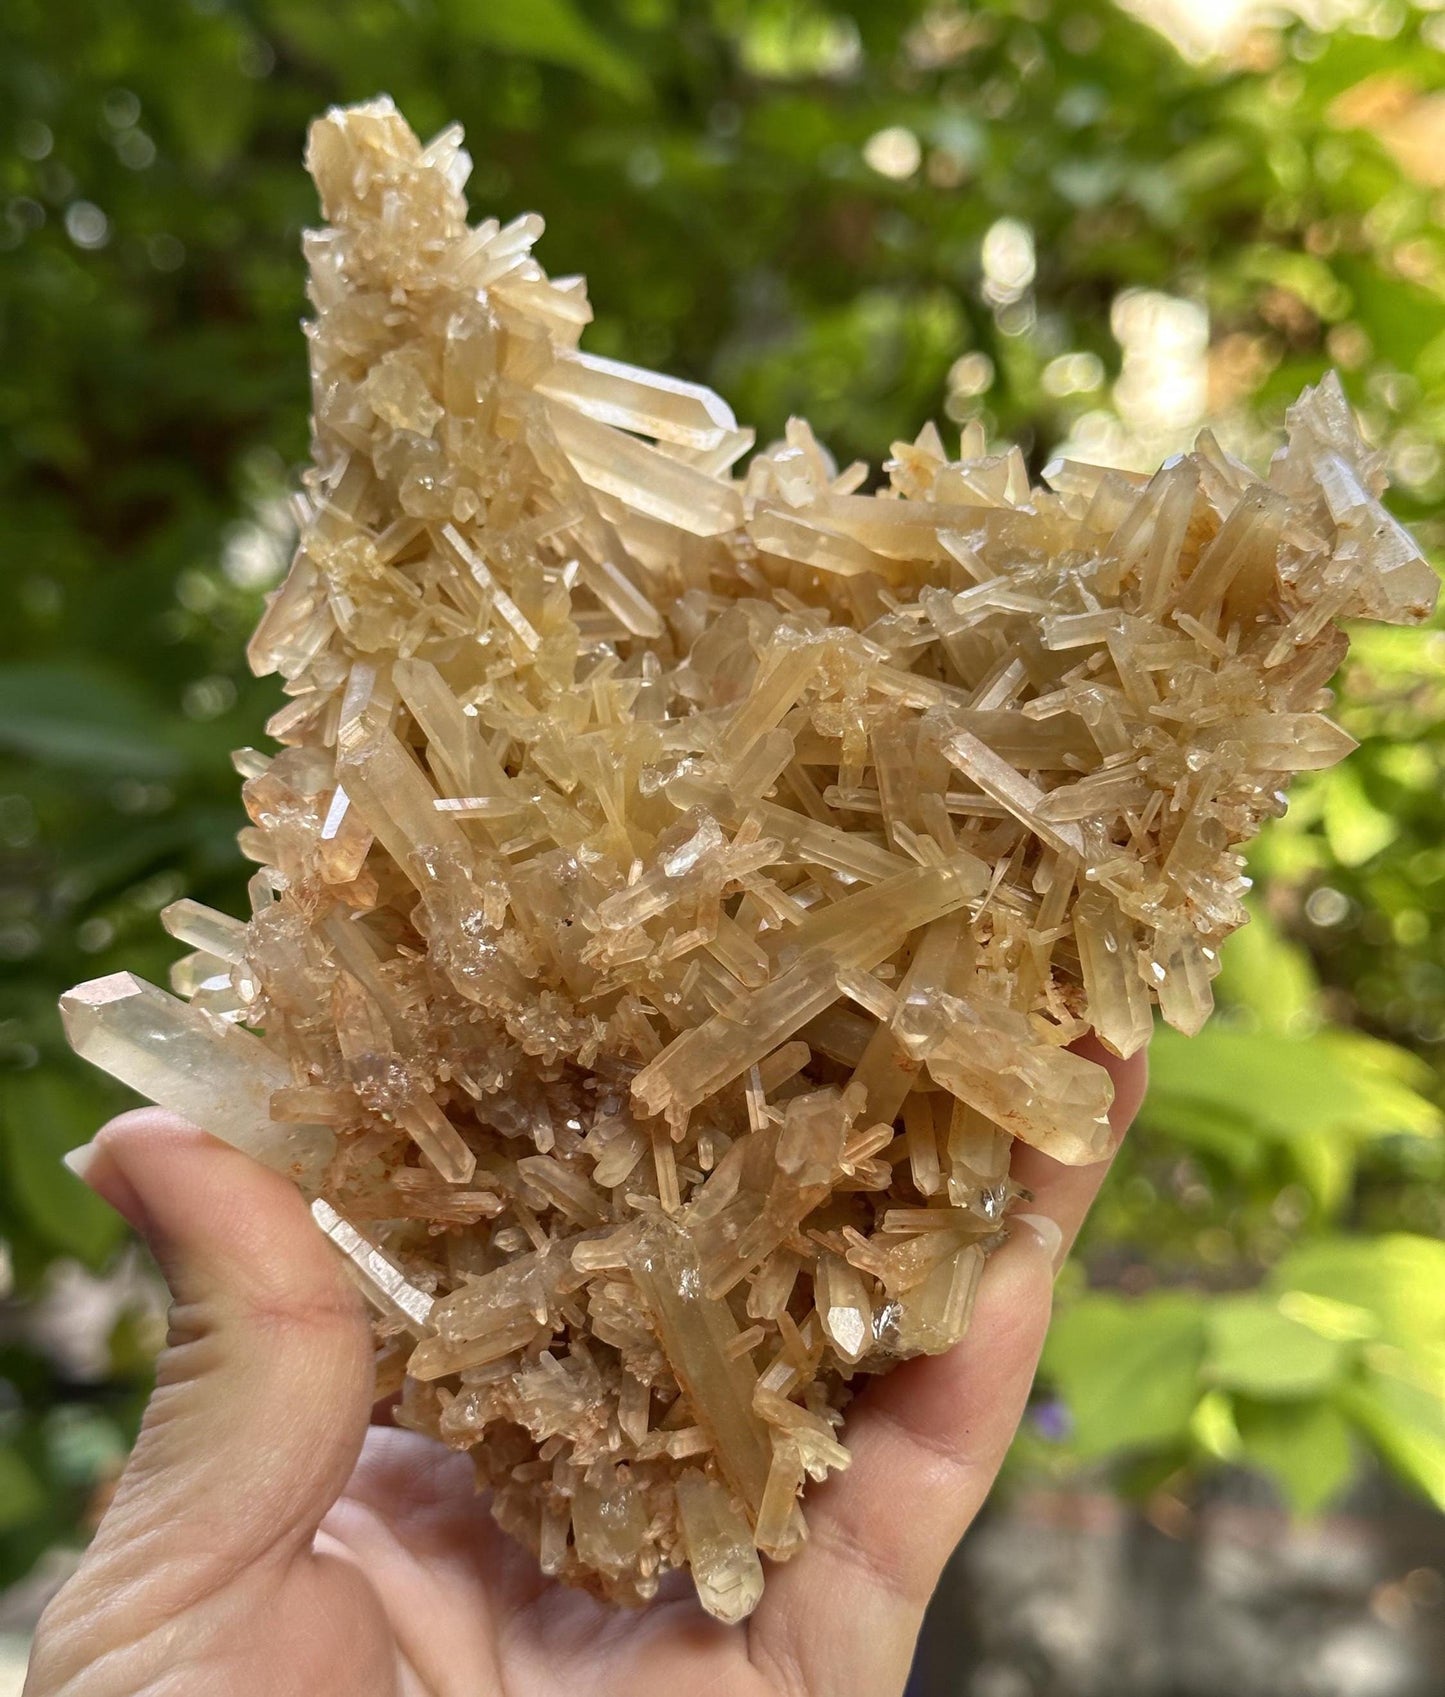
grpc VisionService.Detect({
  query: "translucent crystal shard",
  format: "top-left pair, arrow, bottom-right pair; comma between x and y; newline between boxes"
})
816,1251 -> 874,1364
675,1471 -> 766,1624
628,1226 -> 773,1515
61,973 -> 331,1184
1073,890 -> 1153,1061
536,350 -> 743,453
570,1473 -> 648,1580
941,730 -> 1086,861
632,952 -> 842,1121
61,96 -> 1437,1620
310,1199 -> 435,1332
395,1098 -> 476,1187
160,898 -> 249,963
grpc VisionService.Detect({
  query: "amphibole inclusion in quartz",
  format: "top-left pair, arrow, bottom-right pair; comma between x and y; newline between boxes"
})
61,99 -> 1438,1621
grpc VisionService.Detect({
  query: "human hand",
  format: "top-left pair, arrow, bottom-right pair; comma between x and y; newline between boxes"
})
25,1040 -> 1145,1697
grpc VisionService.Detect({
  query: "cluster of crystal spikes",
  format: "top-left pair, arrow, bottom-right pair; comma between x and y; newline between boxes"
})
62,99 -> 1437,1619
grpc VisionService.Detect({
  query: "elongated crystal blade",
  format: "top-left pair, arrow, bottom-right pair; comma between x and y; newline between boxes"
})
675,1470 -> 765,1623
537,350 -> 739,452
60,973 -> 331,1184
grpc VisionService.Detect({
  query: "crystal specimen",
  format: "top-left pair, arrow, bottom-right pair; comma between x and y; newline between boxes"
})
63,98 -> 1437,1618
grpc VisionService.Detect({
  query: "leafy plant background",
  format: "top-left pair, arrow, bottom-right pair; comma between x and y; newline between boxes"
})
1,0 -> 1442,1594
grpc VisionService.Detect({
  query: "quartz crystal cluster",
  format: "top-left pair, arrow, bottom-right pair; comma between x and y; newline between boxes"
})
62,99 -> 1437,1620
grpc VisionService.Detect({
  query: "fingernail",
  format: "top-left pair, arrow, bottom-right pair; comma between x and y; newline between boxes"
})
1013,1212 -> 1064,1269
62,1141 -> 99,1183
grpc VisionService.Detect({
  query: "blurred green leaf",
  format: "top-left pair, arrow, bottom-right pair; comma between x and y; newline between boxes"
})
1043,1293 -> 1207,1458
0,1448 -> 47,1535
1135,1093 -> 1265,1175
1189,1387 -> 1243,1463
0,665 -> 185,780
1338,1368 -> 1445,1510
2,1072 -> 127,1267
442,0 -> 645,99
153,14 -> 258,171
45,1405 -> 130,1489
1149,1027 -> 1439,1151
1237,246 -> 1351,320
1205,1297 -> 1352,1399
1144,1025 -> 1440,1212
1213,902 -> 1318,1034
1270,1234 -> 1445,1351
1235,1401 -> 1356,1517
1322,766 -> 1399,868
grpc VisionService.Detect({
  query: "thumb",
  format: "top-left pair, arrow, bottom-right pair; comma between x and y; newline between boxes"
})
62,1108 -> 374,1604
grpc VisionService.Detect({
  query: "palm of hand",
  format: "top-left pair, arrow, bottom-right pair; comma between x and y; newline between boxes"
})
27,1046 -> 1142,1697
294,1429 -> 778,1697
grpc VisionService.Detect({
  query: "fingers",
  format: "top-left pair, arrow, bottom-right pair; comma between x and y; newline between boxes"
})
752,1038 -> 1149,1695
63,1109 -> 374,1608
752,1225 -> 1057,1694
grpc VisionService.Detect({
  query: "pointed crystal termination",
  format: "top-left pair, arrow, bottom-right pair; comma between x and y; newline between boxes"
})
61,96 -> 1437,1623
536,350 -> 744,454
60,973 -> 332,1186
675,1470 -> 766,1624
160,898 -> 249,963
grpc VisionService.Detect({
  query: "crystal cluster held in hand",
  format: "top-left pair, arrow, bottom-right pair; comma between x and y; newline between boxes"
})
62,99 -> 1438,1621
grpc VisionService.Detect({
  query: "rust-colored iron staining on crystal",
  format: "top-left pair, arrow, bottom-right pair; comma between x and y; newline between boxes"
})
61,99 -> 1438,1619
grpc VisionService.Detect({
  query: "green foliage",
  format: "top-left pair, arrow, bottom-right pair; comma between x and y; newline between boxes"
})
2,1073 -> 128,1269
445,0 -> 648,99
0,1450 -> 46,1538
1145,1019 -> 1439,1215
1205,1298 -> 1351,1399
1,0 -> 1442,1572
1055,891 -> 1443,1514
1040,1293 -> 1207,1459
1233,1402 -> 1356,1518
0,664 -> 190,779
1041,1232 -> 1445,1515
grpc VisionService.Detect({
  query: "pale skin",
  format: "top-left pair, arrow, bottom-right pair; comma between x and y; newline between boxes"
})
25,1039 -> 1146,1697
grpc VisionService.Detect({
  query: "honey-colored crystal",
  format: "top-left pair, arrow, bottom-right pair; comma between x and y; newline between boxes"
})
62,99 -> 1437,1619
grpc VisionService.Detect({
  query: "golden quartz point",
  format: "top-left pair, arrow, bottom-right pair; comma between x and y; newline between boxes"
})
62,97 -> 1438,1618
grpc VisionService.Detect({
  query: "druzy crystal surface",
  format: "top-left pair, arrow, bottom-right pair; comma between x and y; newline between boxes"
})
62,99 -> 1438,1619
